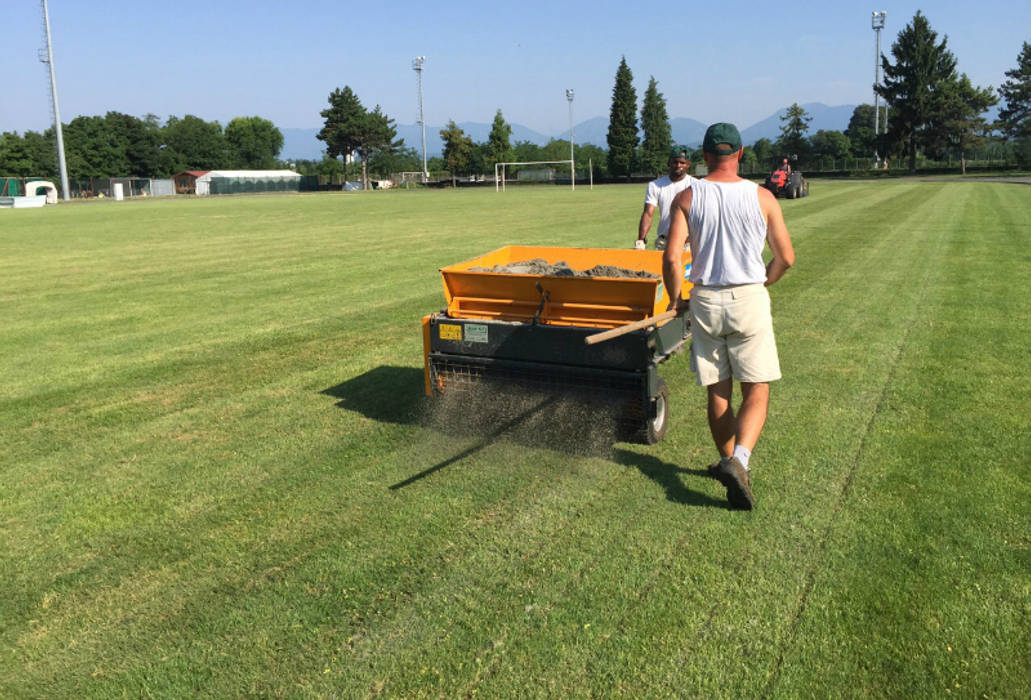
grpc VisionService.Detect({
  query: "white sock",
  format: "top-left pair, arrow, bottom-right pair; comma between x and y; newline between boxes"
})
733,445 -> 752,470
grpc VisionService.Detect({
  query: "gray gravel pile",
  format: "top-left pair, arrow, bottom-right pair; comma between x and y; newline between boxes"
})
470,258 -> 658,279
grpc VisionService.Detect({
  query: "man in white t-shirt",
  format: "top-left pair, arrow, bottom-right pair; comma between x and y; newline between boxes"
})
635,146 -> 694,251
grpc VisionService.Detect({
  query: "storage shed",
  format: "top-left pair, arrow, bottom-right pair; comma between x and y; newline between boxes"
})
173,171 -> 209,195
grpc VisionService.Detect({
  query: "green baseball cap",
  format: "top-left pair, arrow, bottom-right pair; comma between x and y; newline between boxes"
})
702,123 -> 742,155
669,145 -> 690,160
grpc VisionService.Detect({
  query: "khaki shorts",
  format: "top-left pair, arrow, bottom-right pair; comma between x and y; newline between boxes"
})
689,283 -> 781,386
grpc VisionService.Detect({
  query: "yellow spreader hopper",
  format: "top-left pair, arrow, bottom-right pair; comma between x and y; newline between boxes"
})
421,246 -> 693,444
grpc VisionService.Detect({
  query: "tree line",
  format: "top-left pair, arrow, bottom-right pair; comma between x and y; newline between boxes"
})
306,97 -> 608,187
606,16 -> 1028,176
0,113 -> 284,180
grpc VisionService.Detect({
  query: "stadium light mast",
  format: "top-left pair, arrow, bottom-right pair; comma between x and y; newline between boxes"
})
566,89 -> 575,191
871,11 -> 886,168
413,56 -> 428,180
40,0 -> 69,201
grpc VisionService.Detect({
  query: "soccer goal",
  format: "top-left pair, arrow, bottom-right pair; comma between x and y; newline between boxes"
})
398,171 -> 428,188
494,160 -> 575,192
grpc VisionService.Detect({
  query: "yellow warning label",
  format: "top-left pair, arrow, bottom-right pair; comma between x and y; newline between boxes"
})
439,324 -> 462,341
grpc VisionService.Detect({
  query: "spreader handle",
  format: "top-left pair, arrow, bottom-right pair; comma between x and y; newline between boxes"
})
584,309 -> 678,345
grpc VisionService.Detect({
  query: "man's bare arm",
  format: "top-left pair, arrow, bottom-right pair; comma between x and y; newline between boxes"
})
662,190 -> 692,311
758,187 -> 794,286
638,203 -> 656,243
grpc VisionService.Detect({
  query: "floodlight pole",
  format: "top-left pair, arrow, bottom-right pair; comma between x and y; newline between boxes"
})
872,11 -> 886,168
566,89 -> 575,191
40,0 -> 69,201
413,56 -> 428,180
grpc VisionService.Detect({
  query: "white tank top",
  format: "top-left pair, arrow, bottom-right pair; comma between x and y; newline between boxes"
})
687,179 -> 768,286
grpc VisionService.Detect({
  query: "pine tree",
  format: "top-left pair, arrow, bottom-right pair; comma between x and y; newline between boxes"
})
844,105 -> 877,157
927,74 -> 997,174
776,103 -> 812,160
318,87 -> 365,163
639,77 -> 672,175
876,11 -> 958,173
997,42 -> 1031,139
486,109 -> 514,167
440,120 -> 474,186
997,41 -> 1031,166
317,87 -> 400,190
606,57 -> 638,178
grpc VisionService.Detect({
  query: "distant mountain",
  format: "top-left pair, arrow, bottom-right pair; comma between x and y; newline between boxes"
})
569,117 -> 609,148
670,118 -> 709,148
548,115 -> 707,150
281,122 -> 553,161
278,104 -> 857,161
396,121 -> 553,157
281,128 -> 324,161
740,103 -> 856,145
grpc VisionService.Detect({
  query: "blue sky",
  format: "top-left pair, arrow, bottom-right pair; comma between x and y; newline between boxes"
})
3,1 -> 1028,137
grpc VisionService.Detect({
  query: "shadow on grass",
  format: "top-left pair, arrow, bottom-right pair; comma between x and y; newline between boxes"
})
612,449 -> 726,508
323,366 -> 724,506
321,365 -> 426,426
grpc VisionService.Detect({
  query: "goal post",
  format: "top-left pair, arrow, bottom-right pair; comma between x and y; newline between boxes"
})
494,160 -> 574,192
398,171 -> 428,188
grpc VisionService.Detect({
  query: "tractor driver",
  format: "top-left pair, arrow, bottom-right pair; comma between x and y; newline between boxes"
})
635,146 -> 694,251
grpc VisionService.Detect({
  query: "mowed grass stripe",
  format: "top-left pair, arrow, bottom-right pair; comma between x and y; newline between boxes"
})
770,182 -> 1031,697
760,182 -> 963,696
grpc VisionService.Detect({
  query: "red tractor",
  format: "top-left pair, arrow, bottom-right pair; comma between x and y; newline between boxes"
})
763,160 -> 809,199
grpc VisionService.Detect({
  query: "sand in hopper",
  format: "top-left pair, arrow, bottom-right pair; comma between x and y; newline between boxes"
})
471,258 -> 658,279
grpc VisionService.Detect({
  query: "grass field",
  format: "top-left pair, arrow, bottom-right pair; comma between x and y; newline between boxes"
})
2,182 -> 1029,698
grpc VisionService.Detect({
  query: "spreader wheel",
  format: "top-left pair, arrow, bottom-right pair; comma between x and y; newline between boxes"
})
622,378 -> 670,444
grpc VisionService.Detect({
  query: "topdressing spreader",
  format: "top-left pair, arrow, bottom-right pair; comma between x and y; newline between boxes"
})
421,246 -> 692,444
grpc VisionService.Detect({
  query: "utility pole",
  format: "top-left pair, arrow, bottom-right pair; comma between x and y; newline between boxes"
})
872,11 -> 886,168
40,0 -> 69,200
566,89 -> 575,191
413,56 -> 428,180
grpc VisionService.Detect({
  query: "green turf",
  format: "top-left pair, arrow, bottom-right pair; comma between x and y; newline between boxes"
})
1,183 -> 1028,697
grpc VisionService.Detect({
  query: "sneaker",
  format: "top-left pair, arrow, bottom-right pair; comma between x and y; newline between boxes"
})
713,457 -> 754,510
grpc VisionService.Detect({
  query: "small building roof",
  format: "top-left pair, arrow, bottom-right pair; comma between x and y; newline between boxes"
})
197,170 -> 301,181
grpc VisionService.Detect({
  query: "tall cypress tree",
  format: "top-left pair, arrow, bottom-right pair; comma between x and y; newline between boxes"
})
639,77 -> 672,175
606,57 -> 638,178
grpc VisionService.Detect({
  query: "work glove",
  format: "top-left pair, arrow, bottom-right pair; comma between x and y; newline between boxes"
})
633,240 -> 646,250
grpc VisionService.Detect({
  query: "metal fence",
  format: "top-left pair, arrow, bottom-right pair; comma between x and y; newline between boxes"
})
68,177 -> 175,198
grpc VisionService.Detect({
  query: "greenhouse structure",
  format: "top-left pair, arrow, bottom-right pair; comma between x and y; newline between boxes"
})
192,170 -> 302,195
